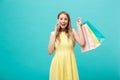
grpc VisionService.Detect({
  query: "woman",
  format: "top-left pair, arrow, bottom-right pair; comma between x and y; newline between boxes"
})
48,11 -> 85,80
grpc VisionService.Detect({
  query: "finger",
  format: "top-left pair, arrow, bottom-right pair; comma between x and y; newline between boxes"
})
56,22 -> 60,27
77,17 -> 82,21
57,20 -> 60,24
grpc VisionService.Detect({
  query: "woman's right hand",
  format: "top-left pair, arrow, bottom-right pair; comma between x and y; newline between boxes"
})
54,22 -> 60,36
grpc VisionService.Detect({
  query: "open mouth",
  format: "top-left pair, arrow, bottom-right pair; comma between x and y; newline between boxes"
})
61,24 -> 66,26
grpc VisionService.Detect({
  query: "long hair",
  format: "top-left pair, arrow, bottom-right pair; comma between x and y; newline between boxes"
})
56,11 -> 75,46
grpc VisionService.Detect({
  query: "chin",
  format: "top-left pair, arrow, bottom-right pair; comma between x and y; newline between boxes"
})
61,26 -> 67,29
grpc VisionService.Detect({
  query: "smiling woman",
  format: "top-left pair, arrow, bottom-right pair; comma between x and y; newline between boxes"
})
48,11 -> 85,80
0,0 -> 119,79
58,13 -> 69,29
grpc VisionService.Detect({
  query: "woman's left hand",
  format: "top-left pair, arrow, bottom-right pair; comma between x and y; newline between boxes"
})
76,17 -> 82,27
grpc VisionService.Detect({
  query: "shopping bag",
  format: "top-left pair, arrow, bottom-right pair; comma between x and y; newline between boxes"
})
84,21 -> 105,43
81,21 -> 105,52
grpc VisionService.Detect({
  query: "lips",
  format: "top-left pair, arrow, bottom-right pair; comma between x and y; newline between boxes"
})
60,23 -> 66,26
61,24 -> 65,26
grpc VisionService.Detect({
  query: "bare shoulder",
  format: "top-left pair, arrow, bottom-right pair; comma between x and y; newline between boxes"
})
49,31 -> 56,39
51,31 -> 55,35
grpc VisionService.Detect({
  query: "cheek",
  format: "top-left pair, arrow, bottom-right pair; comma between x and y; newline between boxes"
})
66,21 -> 69,24
58,20 -> 62,23
66,20 -> 68,23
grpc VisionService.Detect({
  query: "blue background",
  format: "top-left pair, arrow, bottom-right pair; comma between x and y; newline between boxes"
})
0,0 -> 120,80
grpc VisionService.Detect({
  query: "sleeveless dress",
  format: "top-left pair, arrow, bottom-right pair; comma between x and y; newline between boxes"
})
49,32 -> 79,80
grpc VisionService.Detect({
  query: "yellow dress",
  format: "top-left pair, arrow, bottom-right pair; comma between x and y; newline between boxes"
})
50,32 -> 79,80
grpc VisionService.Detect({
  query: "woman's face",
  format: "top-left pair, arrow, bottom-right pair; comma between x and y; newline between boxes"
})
58,13 -> 69,29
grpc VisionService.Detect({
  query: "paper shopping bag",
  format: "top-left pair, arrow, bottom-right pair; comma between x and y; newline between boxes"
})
81,21 -> 105,52
84,21 -> 105,43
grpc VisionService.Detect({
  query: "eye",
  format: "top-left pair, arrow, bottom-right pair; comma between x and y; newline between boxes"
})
60,18 -> 63,20
64,18 -> 68,20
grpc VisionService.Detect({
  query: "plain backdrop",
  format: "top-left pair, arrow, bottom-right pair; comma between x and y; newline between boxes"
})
0,0 -> 120,80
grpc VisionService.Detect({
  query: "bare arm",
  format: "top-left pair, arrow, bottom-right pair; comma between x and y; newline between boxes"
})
72,18 -> 85,47
77,25 -> 85,47
48,23 -> 60,55
72,29 -> 85,47
48,32 -> 56,55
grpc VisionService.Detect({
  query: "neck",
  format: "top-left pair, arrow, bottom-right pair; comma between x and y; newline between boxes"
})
61,28 -> 66,32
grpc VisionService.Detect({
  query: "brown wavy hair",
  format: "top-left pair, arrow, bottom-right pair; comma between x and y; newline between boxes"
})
56,11 -> 75,46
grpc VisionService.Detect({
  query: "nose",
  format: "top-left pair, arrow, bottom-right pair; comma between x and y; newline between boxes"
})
61,19 -> 65,23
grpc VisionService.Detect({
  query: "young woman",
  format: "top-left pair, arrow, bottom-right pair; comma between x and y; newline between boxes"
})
48,11 -> 85,80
